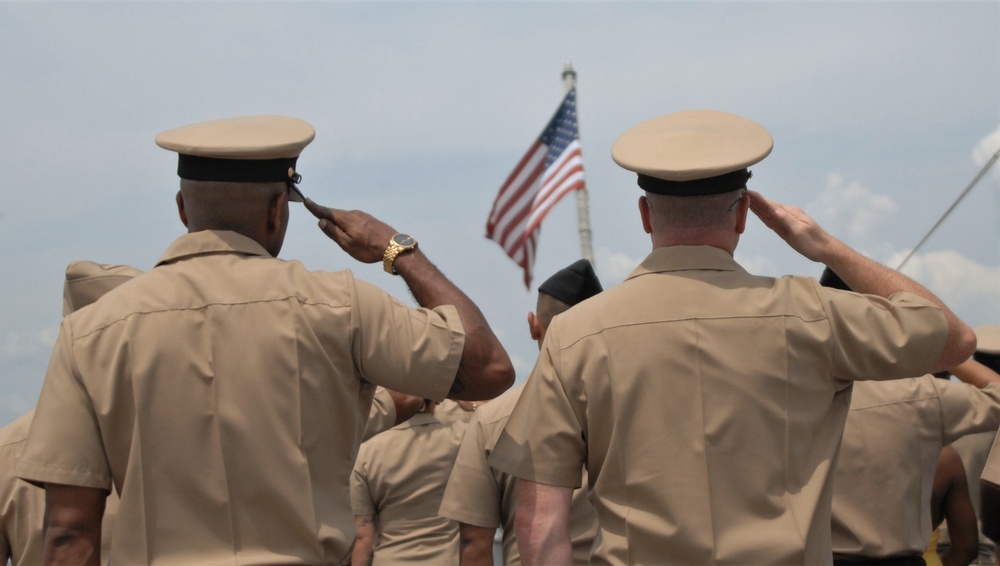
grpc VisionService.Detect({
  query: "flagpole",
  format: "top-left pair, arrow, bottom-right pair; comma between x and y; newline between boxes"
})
895,145 -> 1000,271
562,63 -> 596,268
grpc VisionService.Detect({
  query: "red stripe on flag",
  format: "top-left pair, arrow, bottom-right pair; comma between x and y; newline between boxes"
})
485,88 -> 586,288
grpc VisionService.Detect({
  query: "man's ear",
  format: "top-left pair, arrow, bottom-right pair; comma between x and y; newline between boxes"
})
268,190 -> 288,232
735,192 -> 749,235
638,196 -> 652,234
527,312 -> 543,342
176,191 -> 189,228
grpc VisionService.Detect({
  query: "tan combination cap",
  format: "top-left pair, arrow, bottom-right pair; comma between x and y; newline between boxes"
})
973,324 -> 1000,374
612,109 -> 773,195
975,325 -> 1000,355
155,115 -> 315,202
63,261 -> 143,316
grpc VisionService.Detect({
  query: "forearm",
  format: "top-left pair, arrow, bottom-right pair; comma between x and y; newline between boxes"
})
941,484 -> 980,566
950,358 -> 1000,388
395,249 -> 514,400
44,527 -> 101,566
352,515 -> 377,566
351,538 -> 374,566
941,544 -> 979,566
459,523 -> 497,566
515,481 -> 573,566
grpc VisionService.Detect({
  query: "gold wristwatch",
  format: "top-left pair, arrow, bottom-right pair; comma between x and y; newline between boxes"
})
383,233 -> 418,275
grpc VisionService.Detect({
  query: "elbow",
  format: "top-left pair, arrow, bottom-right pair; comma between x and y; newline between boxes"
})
478,354 -> 515,400
958,546 -> 980,566
453,342 -> 515,401
934,323 -> 977,373
490,355 -> 516,397
954,324 -> 978,362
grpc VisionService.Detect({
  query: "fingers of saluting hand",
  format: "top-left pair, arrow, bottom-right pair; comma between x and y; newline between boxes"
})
748,191 -> 830,261
304,198 -> 334,222
747,191 -> 787,233
747,190 -> 779,217
303,200 -> 395,263
304,198 -> 349,244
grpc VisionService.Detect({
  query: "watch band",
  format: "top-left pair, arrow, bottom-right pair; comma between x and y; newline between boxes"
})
383,234 -> 417,275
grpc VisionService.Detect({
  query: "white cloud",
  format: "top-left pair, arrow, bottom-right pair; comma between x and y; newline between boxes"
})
808,173 -> 898,256
596,247 -> 643,285
973,125 -> 1000,181
735,254 -> 781,278
0,394 -> 33,423
0,327 -> 58,361
890,248 -> 1000,325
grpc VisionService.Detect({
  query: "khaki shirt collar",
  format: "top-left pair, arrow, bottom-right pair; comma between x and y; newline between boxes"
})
397,412 -> 441,430
156,230 -> 271,267
626,245 -> 746,281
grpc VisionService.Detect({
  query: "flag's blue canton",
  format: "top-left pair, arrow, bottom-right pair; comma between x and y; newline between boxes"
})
540,88 -> 580,169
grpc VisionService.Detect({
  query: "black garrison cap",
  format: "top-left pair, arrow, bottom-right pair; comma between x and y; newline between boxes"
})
819,267 -> 852,292
538,259 -> 603,307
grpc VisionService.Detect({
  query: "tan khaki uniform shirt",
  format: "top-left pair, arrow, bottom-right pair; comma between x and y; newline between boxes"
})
439,383 -> 597,565
350,413 -> 462,565
490,246 -> 948,566
831,377 -> 1000,558
17,230 -> 464,565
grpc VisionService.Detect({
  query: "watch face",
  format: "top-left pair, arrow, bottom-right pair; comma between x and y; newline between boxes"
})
393,234 -> 415,247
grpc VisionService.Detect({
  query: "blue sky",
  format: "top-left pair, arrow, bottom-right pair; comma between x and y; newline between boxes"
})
1,1 -> 998,426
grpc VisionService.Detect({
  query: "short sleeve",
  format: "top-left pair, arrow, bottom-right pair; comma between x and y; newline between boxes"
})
439,414 -> 502,528
935,381 -> 1000,445
489,324 -> 585,488
351,279 -> 465,402
350,448 -> 377,517
822,289 -> 948,382
16,319 -> 111,490
362,387 -> 397,442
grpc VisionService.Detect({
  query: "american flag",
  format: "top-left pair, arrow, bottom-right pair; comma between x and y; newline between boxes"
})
485,88 -> 586,288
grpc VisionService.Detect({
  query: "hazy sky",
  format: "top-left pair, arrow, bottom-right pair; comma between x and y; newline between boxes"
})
1,1 -> 998,426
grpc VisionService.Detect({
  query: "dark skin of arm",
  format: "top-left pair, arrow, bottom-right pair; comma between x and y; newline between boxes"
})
304,199 -> 514,400
459,523 -> 497,566
42,483 -> 106,566
386,389 -> 424,425
930,446 -> 979,566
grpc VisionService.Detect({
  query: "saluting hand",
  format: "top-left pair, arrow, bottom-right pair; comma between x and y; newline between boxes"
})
747,190 -> 837,263
304,198 -> 397,264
